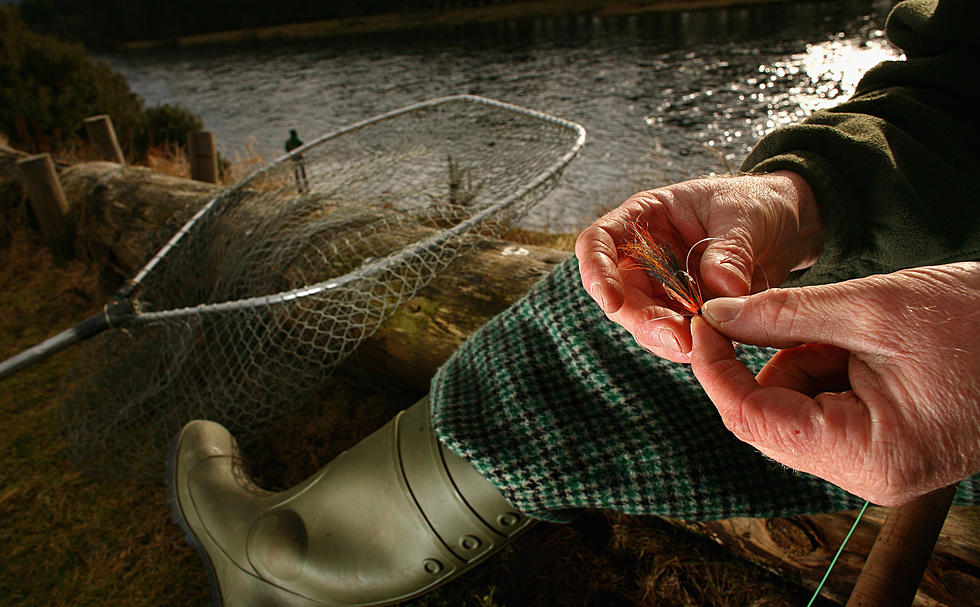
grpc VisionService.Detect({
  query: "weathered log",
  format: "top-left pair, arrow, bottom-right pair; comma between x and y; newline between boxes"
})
2,149 -> 976,605
59,160 -> 219,276
346,239 -> 569,390
848,485 -> 958,607
1,143 -> 569,388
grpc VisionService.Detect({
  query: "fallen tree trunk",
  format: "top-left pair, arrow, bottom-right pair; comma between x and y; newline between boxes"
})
2,148 -> 976,605
61,160 -> 220,276
347,238 -> 569,390
2,145 -> 569,392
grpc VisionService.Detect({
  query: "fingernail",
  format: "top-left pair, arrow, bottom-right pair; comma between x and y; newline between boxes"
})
702,297 -> 745,324
589,281 -> 607,310
657,328 -> 684,353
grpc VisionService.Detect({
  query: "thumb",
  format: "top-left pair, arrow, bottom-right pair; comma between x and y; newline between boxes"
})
700,282 -> 865,350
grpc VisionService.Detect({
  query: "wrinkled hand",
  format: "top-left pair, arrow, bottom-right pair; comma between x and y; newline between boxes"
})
575,171 -> 822,363
692,262 -> 980,506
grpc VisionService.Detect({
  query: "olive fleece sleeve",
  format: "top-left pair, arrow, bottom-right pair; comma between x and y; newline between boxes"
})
741,0 -> 980,287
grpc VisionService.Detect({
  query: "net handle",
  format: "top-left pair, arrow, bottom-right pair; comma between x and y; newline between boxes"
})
0,299 -> 133,381
845,483 -> 958,606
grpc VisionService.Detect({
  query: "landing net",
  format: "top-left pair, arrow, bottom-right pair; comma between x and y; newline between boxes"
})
60,95 -> 585,479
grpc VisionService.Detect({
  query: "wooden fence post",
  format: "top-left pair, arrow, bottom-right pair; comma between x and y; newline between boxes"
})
16,153 -> 74,259
188,131 -> 219,184
83,114 -> 126,164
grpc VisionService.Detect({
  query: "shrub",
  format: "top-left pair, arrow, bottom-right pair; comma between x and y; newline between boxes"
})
0,7 -> 143,156
141,103 -> 204,151
0,7 -> 206,162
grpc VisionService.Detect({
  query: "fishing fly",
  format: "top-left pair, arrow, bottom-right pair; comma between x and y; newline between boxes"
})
618,219 -> 716,317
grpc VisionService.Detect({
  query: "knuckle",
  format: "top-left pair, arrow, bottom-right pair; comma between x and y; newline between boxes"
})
854,444 -> 930,506
575,226 -> 613,257
752,288 -> 800,339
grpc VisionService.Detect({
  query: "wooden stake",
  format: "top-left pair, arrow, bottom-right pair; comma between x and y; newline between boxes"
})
846,484 -> 958,607
16,153 -> 74,259
83,114 -> 126,164
188,131 -> 219,184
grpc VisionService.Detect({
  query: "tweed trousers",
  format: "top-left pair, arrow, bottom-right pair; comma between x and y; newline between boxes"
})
431,256 -> 978,522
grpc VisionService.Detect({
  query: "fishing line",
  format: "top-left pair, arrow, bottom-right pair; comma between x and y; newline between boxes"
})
805,499 -> 870,607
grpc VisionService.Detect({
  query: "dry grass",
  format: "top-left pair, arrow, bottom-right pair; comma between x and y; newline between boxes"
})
0,232 -> 207,606
225,136 -> 272,182
144,142 -> 192,179
142,136 -> 269,185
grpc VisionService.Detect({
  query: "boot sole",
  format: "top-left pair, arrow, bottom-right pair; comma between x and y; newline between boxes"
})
166,426 -> 224,607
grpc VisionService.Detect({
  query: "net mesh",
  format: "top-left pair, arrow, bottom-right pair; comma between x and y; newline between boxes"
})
60,96 -> 584,479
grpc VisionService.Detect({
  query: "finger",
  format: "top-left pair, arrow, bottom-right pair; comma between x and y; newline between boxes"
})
633,317 -> 693,364
690,317 -> 833,460
692,318 -> 884,497
757,344 -> 851,395
605,285 -> 694,362
575,195 -> 661,313
699,237 -> 755,297
575,223 -> 627,314
700,282 -> 872,351
689,315 -> 786,442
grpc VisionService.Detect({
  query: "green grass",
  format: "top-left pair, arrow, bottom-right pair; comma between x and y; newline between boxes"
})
0,229 -> 832,607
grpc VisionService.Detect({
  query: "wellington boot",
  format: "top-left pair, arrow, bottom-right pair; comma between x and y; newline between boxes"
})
167,397 -> 533,606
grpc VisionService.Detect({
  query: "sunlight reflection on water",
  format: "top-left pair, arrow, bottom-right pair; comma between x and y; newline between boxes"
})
687,29 -> 901,175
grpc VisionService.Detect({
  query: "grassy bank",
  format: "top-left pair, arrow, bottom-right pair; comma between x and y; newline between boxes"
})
0,223 -> 835,606
121,0 -> 790,49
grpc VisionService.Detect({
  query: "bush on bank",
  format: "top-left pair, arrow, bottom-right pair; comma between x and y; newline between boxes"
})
0,7 -> 203,161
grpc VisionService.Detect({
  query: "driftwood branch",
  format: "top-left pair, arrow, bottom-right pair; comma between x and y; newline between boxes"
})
2,147 -> 976,605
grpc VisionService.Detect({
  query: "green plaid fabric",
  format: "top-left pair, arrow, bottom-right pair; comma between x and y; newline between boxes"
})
430,256 -> 978,522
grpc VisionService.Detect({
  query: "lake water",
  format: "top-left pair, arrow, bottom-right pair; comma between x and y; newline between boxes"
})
100,0 -> 900,232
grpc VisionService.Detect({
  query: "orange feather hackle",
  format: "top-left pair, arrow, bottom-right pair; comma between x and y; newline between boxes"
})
618,219 -> 705,316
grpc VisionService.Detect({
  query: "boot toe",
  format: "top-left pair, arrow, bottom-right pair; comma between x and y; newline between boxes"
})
168,421 -> 298,606
176,419 -> 237,463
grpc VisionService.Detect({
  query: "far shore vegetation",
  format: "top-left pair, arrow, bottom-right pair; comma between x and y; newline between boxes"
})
19,0 -> 791,51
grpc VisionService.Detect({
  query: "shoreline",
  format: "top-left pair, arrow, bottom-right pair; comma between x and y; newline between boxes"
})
120,0 -> 791,50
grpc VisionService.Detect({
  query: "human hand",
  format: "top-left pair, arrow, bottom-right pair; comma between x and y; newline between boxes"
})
691,262 -> 980,506
575,171 -> 823,363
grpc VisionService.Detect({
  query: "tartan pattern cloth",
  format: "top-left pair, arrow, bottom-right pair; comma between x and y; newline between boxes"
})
430,255 -> 978,522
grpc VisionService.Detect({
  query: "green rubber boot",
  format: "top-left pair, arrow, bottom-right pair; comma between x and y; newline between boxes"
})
167,397 -> 533,606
